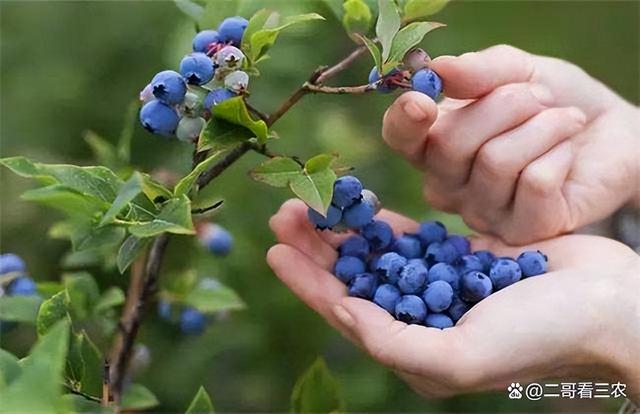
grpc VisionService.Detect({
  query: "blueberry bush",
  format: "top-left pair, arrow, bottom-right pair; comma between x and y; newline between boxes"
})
0,0 -> 452,412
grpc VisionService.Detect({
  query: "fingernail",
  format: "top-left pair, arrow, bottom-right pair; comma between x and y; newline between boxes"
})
530,84 -> 554,106
333,304 -> 355,328
432,55 -> 456,64
568,107 -> 587,124
402,100 -> 429,122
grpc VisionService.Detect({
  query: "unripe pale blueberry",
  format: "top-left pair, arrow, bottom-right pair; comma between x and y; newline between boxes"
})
218,16 -> 248,45
176,116 -> 206,142
193,30 -> 222,54
425,313 -> 453,329
180,53 -> 215,85
394,295 -> 427,324
393,235 -> 423,259
360,189 -> 381,214
411,68 -> 442,100
361,220 -> 393,251
368,66 -> 399,93
180,307 -> 206,335
0,253 -> 26,275
7,277 -> 37,296
398,260 -> 428,294
183,92 -> 200,110
517,251 -> 548,277
422,280 -> 453,312
224,70 -> 249,93
308,205 -> 342,230
403,48 -> 431,72
204,88 -> 236,109
334,256 -> 366,284
332,175 -> 363,208
139,84 -> 154,105
139,100 -> 180,137
489,258 -> 522,290
130,344 -> 152,374
373,284 -> 401,314
460,271 -> 493,302
213,46 -> 244,71
348,273 -> 378,299
157,300 -> 172,321
338,235 -> 370,260
198,277 -> 222,290
342,200 -> 374,229
150,70 -> 187,105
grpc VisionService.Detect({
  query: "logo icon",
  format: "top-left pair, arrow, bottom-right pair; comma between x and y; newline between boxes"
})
507,383 -> 523,399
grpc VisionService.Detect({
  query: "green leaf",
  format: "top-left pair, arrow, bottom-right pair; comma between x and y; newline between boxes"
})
100,172 -> 143,226
0,320 -> 70,413
67,331 -> 103,396
61,394 -> 109,414
116,235 -> 150,274
128,195 -> 195,238
141,173 -> 173,203
376,0 -> 401,60
121,383 -> 159,411
84,131 -> 119,170
94,287 -> 125,315
342,0 -> 372,39
63,272 -> 100,320
212,97 -> 268,143
36,290 -> 70,337
356,34 -> 382,74
200,120 -> 257,151
0,349 -> 21,391
387,21 -> 445,63
290,155 -> 337,215
249,157 -> 302,188
37,282 -> 65,299
21,185 -> 110,217
290,358 -> 344,414
174,0 -> 205,22
76,225 -> 125,252
174,151 -> 224,196
404,0 -> 449,22
0,296 -> 41,323
185,386 -> 215,414
241,8 -> 274,54
184,282 -> 245,314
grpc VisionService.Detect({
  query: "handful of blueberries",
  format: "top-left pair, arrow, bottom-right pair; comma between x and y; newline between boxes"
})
307,176 -> 548,329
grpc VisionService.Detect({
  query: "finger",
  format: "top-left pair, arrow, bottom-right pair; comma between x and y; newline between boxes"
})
431,45 -> 535,99
382,91 -> 438,167
464,107 -> 586,226
425,82 -> 554,186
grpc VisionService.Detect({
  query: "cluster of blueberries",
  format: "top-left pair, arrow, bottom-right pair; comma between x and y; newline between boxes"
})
368,48 -> 443,100
308,176 -> 549,328
139,16 -> 249,140
0,253 -> 40,331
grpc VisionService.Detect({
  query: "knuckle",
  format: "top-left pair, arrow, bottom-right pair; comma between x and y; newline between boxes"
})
520,163 -> 556,197
476,142 -> 515,177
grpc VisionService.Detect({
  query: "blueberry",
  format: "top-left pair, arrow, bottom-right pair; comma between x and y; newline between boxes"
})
204,88 -> 236,109
411,68 -> 442,100
427,262 -> 459,291
180,307 -> 206,335
456,254 -> 484,275
473,250 -> 496,273
447,235 -> 471,256
373,284 -> 401,314
139,84 -> 154,105
489,258 -> 522,290
338,235 -> 370,260
218,16 -> 249,45
460,271 -> 493,302
374,252 -> 407,284
394,295 -> 427,324
334,256 -> 366,284
360,189 -> 381,214
407,258 -> 428,268
150,70 -> 187,105
7,277 -> 37,296
425,313 -> 454,329
200,223 -> 233,256
176,116 -> 206,142
361,220 -> 393,251
180,53 -> 215,85
342,200 -> 374,229
403,48 -> 431,72
193,30 -> 222,54
517,251 -> 548,277
332,176 -> 363,208
393,235 -> 423,259
447,294 -> 470,323
368,253 -> 382,273
224,70 -> 249,93
348,273 -> 378,299
157,300 -> 172,321
368,66 -> 399,93
213,45 -> 244,71
398,261 -> 428,294
307,205 -> 342,230
422,280 -> 453,312
139,100 -> 180,137
424,240 -> 459,265
415,220 -> 447,246
0,253 -> 26,275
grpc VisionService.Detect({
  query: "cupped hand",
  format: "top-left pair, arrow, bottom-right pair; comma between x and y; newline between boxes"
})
267,199 -> 640,400
382,45 -> 640,244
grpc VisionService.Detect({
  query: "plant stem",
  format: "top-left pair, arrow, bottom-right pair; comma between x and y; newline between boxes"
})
303,82 -> 379,94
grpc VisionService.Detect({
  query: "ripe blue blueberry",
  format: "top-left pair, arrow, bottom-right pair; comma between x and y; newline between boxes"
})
368,66 -> 399,93
407,258 -> 428,268
374,252 -> 407,284
424,240 -> 459,265
411,68 -> 442,100
139,100 -> 180,137
447,294 -> 470,323
394,295 -> 427,324
307,205 -> 342,230
447,235 -> 471,256
489,258 -> 522,290
218,16 -> 249,45
332,176 -> 363,208
393,235 -> 423,259
422,280 -> 453,312
7,277 -> 37,296
517,251 -> 548,277
460,271 -> 493,302
342,199 -> 375,229
0,253 -> 26,275
200,223 -> 233,256
361,220 -> 394,251
157,300 -> 172,321
415,220 -> 447,246
193,30 -> 222,54
398,261 -> 428,294
180,307 -> 206,335
334,256 -> 366,284
373,284 -> 401,314
180,52 -> 215,85
204,88 -> 236,109
425,313 -> 454,329
360,189 -> 381,214
427,262 -> 459,291
150,70 -> 187,105
176,116 -> 206,142
348,273 -> 378,299
338,235 -> 370,259
473,250 -> 496,273
456,254 -> 484,275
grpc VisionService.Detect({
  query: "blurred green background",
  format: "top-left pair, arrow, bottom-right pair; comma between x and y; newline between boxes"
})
1,0 -> 637,412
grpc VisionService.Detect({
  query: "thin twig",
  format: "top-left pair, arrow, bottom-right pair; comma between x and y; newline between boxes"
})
303,82 -> 379,94
191,200 -> 224,214
64,383 -> 102,404
196,141 -> 253,189
315,44 -> 367,84
245,101 -> 269,122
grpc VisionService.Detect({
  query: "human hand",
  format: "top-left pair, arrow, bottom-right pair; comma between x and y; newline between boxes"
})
382,45 -> 640,244
267,199 -> 640,400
